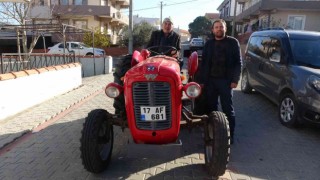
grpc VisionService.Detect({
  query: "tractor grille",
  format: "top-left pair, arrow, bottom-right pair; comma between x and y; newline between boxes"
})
133,82 -> 172,130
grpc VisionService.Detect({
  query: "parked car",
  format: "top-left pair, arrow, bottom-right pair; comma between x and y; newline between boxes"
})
189,38 -> 204,50
241,29 -> 320,127
47,42 -> 105,56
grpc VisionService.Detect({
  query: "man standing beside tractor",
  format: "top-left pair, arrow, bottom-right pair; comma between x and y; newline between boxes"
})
200,19 -> 242,144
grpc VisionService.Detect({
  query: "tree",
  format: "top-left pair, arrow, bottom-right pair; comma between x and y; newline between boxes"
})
83,28 -> 110,48
188,16 -> 212,39
119,22 -> 156,48
0,2 -> 39,54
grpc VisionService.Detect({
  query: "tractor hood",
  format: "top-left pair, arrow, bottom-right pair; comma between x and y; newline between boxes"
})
125,55 -> 181,81
123,55 -> 183,144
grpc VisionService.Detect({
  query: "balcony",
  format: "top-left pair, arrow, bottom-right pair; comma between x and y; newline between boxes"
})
236,0 -> 262,22
236,0 -> 320,22
110,0 -> 129,8
117,0 -> 129,8
52,5 -> 129,25
52,5 -> 111,17
111,12 -> 129,25
237,0 -> 247,4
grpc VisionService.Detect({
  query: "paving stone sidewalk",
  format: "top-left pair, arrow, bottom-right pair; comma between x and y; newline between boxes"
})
1,71 -> 320,179
0,74 -> 114,149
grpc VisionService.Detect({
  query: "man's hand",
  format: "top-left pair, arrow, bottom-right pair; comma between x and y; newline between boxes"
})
171,50 -> 179,58
230,82 -> 238,89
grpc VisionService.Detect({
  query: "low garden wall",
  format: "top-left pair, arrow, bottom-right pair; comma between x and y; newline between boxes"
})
0,63 -> 82,121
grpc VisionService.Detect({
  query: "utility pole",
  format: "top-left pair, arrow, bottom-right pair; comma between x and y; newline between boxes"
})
160,1 -> 163,25
231,0 -> 237,37
128,0 -> 133,54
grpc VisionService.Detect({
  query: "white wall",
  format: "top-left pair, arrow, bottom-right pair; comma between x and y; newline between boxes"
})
0,56 -> 113,121
0,65 -> 82,121
79,56 -> 113,77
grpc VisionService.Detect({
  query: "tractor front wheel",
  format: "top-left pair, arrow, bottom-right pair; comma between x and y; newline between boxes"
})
204,111 -> 230,177
80,109 -> 114,173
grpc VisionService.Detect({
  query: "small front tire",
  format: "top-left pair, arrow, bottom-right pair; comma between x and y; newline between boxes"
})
204,111 -> 230,177
80,109 -> 114,173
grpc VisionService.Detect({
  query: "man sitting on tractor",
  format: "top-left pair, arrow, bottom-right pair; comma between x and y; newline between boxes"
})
147,17 -> 183,68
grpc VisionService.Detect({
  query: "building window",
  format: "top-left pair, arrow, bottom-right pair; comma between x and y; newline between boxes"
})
288,15 -> 305,30
101,0 -> 107,6
50,0 -> 59,5
225,7 -> 229,17
74,0 -> 83,5
74,20 -> 87,29
60,0 -> 68,5
39,0 -> 44,5
104,24 -> 108,33
61,19 -> 69,25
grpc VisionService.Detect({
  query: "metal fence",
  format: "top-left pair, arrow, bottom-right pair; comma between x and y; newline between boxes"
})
0,53 -> 76,74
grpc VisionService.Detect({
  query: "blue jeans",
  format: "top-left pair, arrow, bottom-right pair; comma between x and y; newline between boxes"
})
206,78 -> 235,137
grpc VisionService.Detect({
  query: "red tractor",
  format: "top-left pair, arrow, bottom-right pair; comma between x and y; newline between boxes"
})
80,46 -> 230,177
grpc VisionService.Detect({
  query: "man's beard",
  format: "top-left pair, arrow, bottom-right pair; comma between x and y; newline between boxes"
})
215,31 -> 225,39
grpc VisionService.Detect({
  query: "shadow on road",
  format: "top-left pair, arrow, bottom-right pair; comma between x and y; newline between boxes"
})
229,90 -> 320,179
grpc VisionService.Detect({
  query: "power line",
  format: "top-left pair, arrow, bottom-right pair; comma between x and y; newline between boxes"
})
129,6 -> 159,12
164,0 -> 198,8
122,0 -> 199,13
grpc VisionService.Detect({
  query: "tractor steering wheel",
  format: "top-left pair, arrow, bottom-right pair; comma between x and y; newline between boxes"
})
147,46 -> 178,58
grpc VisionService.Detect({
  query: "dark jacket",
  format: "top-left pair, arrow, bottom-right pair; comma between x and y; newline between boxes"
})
200,36 -> 242,85
147,30 -> 181,51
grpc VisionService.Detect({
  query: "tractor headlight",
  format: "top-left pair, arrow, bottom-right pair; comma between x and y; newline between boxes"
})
308,75 -> 320,92
105,83 -> 123,98
183,82 -> 201,98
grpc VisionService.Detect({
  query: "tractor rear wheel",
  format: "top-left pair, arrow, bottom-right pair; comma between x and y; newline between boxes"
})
80,109 -> 114,173
113,55 -> 132,115
204,111 -> 230,177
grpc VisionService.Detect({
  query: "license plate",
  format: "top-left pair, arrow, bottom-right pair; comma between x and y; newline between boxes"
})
140,106 -> 166,121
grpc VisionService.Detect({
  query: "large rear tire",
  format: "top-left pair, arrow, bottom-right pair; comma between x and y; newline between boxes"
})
204,111 -> 230,177
80,109 -> 114,173
113,55 -> 132,115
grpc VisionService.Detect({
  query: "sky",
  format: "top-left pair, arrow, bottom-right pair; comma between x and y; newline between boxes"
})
123,0 -> 223,30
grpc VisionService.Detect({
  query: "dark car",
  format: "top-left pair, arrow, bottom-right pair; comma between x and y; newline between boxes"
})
241,29 -> 320,127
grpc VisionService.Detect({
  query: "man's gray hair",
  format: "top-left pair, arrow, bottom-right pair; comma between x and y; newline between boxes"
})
163,17 -> 173,25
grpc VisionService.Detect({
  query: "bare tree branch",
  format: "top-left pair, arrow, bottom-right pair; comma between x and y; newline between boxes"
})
0,1 -> 41,56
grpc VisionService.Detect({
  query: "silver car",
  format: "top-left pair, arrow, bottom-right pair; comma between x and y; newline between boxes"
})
48,42 -> 105,56
241,29 -> 320,127
189,38 -> 204,50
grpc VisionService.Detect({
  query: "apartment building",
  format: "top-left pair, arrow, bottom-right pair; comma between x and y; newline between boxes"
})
133,15 -> 160,29
29,0 -> 129,44
132,15 -> 191,42
204,13 -> 220,24
218,0 -> 320,35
